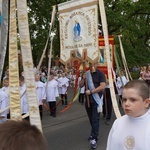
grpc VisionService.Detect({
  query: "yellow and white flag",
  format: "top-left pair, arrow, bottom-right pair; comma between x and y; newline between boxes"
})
58,0 -> 98,64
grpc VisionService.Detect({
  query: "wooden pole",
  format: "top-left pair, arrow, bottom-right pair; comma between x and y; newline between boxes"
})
83,51 -> 90,108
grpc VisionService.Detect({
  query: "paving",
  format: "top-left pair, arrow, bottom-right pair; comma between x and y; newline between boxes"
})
42,87 -> 124,150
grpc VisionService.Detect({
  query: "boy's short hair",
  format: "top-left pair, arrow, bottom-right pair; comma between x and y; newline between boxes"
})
19,75 -> 25,82
123,80 -> 149,100
3,77 -> 9,82
0,120 -> 48,150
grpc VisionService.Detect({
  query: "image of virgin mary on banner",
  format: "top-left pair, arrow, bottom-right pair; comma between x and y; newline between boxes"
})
58,0 -> 99,64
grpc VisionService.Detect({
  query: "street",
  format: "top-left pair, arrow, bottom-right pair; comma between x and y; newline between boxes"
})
42,87 -> 121,150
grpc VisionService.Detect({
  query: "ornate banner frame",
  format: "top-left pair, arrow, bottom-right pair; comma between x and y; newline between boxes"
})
58,0 -> 99,64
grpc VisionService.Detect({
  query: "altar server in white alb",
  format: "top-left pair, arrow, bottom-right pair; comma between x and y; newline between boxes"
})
2,78 -> 10,119
57,73 -> 69,105
106,80 -> 150,150
35,74 -> 46,120
78,72 -> 85,105
19,76 -> 29,121
45,73 -> 59,117
116,70 -> 128,106
0,89 -> 9,123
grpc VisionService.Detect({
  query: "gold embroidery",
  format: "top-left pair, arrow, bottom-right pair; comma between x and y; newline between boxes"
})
21,39 -> 29,45
11,111 -> 21,119
124,136 -> 135,149
18,14 -> 27,22
30,106 -> 38,113
27,84 -> 35,90
24,61 -> 32,68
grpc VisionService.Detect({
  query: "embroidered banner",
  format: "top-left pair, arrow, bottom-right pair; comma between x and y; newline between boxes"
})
0,0 -> 8,82
16,0 -> 42,131
58,0 -> 99,64
9,0 -> 22,120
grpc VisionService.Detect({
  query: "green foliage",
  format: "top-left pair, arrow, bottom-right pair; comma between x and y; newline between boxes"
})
105,0 -> 150,66
130,71 -> 140,79
27,0 -> 150,67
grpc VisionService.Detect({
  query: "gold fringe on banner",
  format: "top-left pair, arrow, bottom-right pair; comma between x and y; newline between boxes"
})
99,0 -> 121,118
16,0 -> 42,131
9,0 -> 22,120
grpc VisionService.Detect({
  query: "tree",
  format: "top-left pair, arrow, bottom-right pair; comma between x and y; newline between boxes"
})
27,0 -> 150,67
27,0 -> 66,66
104,0 -> 150,66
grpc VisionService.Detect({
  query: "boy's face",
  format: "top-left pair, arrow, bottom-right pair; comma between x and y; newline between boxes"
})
62,73 -> 65,77
35,75 -> 40,81
3,80 -> 9,87
49,75 -> 53,80
122,88 -> 150,117
19,81 -> 24,86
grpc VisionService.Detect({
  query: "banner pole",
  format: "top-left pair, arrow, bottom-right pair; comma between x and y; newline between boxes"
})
37,6 -> 56,71
99,0 -> 121,118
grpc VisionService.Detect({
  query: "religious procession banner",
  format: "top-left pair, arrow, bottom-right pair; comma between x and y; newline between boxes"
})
17,0 -> 42,131
9,0 -> 22,120
0,0 -> 8,83
58,0 -> 99,64
98,36 -> 114,67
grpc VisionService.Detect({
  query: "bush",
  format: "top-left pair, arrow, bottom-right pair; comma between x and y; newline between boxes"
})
130,71 -> 139,79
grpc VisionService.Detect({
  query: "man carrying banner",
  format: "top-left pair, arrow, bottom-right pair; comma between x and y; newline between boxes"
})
79,62 -> 106,149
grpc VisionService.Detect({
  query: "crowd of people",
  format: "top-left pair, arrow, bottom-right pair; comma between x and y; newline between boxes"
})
0,65 -> 85,121
0,64 -> 150,149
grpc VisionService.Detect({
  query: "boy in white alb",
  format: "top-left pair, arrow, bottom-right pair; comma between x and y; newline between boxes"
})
78,72 -> 85,105
19,76 -> 29,121
35,74 -> 46,120
116,70 -> 128,106
0,89 -> 9,123
45,74 -> 59,117
106,80 -> 150,150
57,73 -> 69,105
2,78 -> 9,96
2,78 -> 10,119
57,73 -> 62,95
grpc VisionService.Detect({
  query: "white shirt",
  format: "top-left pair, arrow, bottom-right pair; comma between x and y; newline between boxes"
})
107,110 -> 150,150
20,83 -> 29,114
78,77 -> 85,93
1,86 -> 9,114
57,77 -> 69,94
35,81 -> 46,105
46,79 -> 59,102
0,89 -> 9,123
2,86 -> 9,97
116,75 -> 128,95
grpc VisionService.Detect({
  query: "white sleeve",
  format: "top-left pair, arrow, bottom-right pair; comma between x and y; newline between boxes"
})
106,123 -> 115,150
0,98 -> 8,116
42,86 -> 46,100
116,78 -> 122,89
